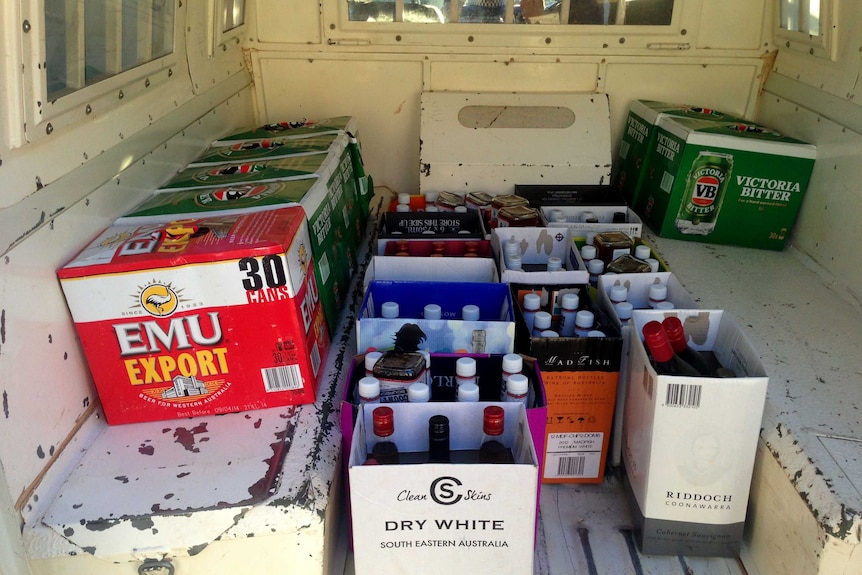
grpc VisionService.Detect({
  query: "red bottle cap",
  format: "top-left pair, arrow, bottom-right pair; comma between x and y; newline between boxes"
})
642,321 -> 674,363
483,405 -> 505,436
661,316 -> 688,354
372,406 -> 395,438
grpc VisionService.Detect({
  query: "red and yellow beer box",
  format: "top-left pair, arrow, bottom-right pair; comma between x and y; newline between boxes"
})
57,207 -> 329,425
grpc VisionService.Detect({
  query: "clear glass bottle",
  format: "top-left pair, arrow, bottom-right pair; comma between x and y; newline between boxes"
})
357,376 -> 381,404
455,356 -> 477,388
559,292 -> 579,337
500,353 -> 523,401
504,373 -> 530,406
369,406 -> 399,465
479,406 -> 516,464
532,311 -> 552,337
522,292 -> 541,333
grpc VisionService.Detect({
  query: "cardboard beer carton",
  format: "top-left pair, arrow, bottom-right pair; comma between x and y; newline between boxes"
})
118,133 -> 363,335
623,308 -> 768,556
612,100 -> 745,208
635,115 -> 817,250
57,208 -> 330,425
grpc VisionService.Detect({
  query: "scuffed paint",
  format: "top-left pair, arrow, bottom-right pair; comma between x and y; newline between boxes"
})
172,422 -> 208,452
3,390 -> 8,418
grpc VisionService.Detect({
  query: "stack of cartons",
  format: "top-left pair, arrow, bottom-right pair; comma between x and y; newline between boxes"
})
119,119 -> 368,334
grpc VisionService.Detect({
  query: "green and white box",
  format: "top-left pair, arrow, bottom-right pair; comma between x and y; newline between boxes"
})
622,309 -> 768,557
612,101 -> 744,209
636,116 -> 816,250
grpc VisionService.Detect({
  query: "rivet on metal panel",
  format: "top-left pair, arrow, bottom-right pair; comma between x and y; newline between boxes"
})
139,559 -> 174,575
618,37 -> 625,44
468,35 -> 474,42
85,104 -> 92,115
45,123 -> 53,135
118,90 -> 124,99
168,69 -> 173,77
544,37 -> 551,44
22,20 -> 30,33
680,28 -> 687,36
145,78 -> 151,88
396,35 -> 402,41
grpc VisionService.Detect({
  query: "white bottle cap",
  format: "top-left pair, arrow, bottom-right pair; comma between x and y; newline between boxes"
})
587,330 -> 606,337
609,285 -> 628,303
502,353 -> 523,374
456,356 -> 477,377
588,258 -> 605,275
561,292 -> 579,311
575,309 -> 595,329
614,301 -> 633,321
507,254 -> 523,271
462,304 -> 480,321
425,205 -> 439,212
381,301 -> 400,318
523,293 -> 541,311
424,191 -> 439,203
634,244 -> 651,260
648,284 -> 668,305
645,258 -> 660,272
457,382 -> 480,402
454,205 -> 468,213
364,351 -> 383,371
581,244 -> 597,260
407,382 -> 430,402
655,301 -> 675,310
358,377 -> 380,400
546,256 -> 563,271
506,373 -> 529,395
423,303 -> 442,320
540,329 -> 560,337
550,209 -> 567,222
398,192 -> 411,205
395,204 -> 411,212
581,211 -> 596,222
585,232 -> 597,246
533,311 -> 552,330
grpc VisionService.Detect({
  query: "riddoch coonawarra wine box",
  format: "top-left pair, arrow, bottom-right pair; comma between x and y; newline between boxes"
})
635,115 -> 816,250
622,309 -> 768,556
57,207 -> 330,425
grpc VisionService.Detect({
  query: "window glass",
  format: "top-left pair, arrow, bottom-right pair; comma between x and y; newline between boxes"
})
346,0 -> 674,25
45,0 -> 175,101
222,0 -> 246,32
779,0 -> 820,36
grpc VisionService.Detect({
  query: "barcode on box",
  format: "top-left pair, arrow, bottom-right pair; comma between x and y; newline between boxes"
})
557,456 -> 586,477
665,382 -> 702,408
262,365 -> 303,392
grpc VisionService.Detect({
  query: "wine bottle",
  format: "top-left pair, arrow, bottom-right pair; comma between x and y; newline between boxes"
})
661,316 -> 714,375
428,415 -> 451,463
641,321 -> 701,376
478,406 -> 516,464
368,406 -> 399,465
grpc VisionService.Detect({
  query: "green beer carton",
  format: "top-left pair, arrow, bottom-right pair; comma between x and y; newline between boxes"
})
636,116 -> 816,250
613,100 -> 744,209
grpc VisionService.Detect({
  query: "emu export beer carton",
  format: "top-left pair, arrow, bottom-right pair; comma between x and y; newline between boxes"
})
58,207 -> 329,425
635,115 -> 816,250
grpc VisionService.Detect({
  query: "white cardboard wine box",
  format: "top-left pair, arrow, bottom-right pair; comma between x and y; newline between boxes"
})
348,401 -> 539,575
622,308 -> 768,556
596,272 -> 699,467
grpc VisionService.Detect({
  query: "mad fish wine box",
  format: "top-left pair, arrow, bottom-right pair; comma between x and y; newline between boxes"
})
57,207 -> 329,425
